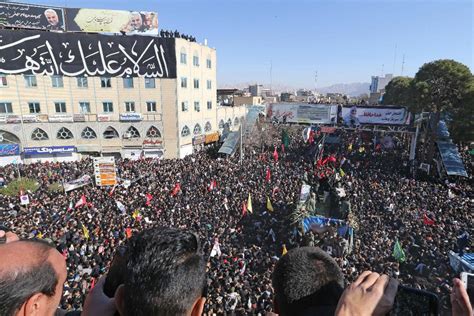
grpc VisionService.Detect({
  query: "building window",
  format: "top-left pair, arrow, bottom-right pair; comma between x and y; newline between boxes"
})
123,77 -> 134,88
193,79 -> 199,89
125,101 -> 135,112
180,50 -> 187,64
77,77 -> 88,88
81,127 -> 97,139
181,101 -> 189,112
28,102 -> 41,113
181,77 -> 187,88
206,80 -> 212,90
207,101 -> 212,110
0,74 -> 8,87
57,127 -> 73,140
124,126 -> 140,139
100,77 -> 112,88
205,121 -> 212,132
79,102 -> 91,114
234,117 -> 239,126
227,118 -> 232,126
24,75 -> 37,87
219,120 -> 224,129
55,102 -> 67,113
103,126 -> 119,139
31,128 -> 49,141
103,102 -> 114,113
0,102 -> 13,114
146,126 -> 161,138
206,59 -> 212,69
193,124 -> 202,135
193,55 -> 199,67
146,101 -> 157,112
194,101 -> 200,112
181,125 -> 190,137
51,75 -> 64,88
145,78 -> 155,88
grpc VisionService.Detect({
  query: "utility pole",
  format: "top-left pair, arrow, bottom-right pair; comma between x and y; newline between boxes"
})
270,60 -> 273,96
401,54 -> 405,76
392,44 -> 397,75
314,70 -> 318,95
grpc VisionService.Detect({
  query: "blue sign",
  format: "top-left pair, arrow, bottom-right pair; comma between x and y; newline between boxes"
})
24,146 -> 76,155
0,144 -> 20,156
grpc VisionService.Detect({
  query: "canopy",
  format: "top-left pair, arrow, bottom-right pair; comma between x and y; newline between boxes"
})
218,131 -> 240,156
437,141 -> 468,177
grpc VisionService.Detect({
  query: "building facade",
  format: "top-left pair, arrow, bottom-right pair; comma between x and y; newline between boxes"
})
0,36 -> 247,164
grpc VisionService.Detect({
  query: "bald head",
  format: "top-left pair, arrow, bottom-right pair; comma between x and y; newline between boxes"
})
0,240 -> 67,316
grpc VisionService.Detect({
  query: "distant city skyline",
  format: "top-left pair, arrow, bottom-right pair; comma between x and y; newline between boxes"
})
20,0 -> 474,89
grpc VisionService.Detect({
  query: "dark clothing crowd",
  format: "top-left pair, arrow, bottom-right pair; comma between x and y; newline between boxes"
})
0,125 -> 471,314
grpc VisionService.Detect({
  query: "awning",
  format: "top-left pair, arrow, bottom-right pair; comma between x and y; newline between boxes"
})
437,141 -> 468,177
101,146 -> 123,153
218,131 -> 240,155
205,132 -> 220,144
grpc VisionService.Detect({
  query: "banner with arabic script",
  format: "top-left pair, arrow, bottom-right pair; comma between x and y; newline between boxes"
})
341,106 -> 411,126
65,8 -> 158,35
63,175 -> 92,192
0,29 -> 176,78
0,2 -> 66,31
0,144 -> 20,156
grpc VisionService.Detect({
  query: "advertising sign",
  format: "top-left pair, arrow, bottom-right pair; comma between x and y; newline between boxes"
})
22,115 -> 38,123
0,29 -> 177,78
65,8 -> 158,35
119,113 -> 143,122
0,115 -> 21,123
93,157 -> 117,186
341,106 -> 411,126
24,146 -> 76,155
267,103 -> 337,124
97,114 -> 111,122
0,144 -> 20,156
63,175 -> 91,192
0,2 -> 65,31
49,114 -> 74,122
73,114 -> 86,122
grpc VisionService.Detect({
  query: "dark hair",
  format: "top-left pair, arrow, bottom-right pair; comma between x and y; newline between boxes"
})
272,246 -> 345,316
123,227 -> 207,316
0,240 -> 58,316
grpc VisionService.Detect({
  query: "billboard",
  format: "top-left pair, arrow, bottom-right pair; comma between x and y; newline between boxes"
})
63,175 -> 91,192
93,157 -> 117,186
65,8 -> 158,35
341,106 -> 411,126
24,146 -> 76,155
0,2 -> 65,31
0,29 -> 176,78
267,103 -> 337,125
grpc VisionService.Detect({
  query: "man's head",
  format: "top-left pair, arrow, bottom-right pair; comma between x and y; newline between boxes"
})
0,239 -> 67,316
44,9 -> 59,26
130,12 -> 143,30
272,246 -> 345,316
115,227 -> 207,316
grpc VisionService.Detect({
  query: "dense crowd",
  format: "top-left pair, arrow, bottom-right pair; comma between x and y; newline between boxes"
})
0,124 -> 472,314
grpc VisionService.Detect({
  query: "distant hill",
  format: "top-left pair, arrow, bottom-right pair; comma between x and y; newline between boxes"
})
317,82 -> 370,97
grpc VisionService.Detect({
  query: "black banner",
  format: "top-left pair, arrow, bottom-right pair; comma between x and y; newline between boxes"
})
0,29 -> 176,78
0,2 -> 65,31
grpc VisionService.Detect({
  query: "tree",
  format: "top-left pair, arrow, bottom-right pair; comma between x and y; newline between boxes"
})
450,77 -> 474,143
382,76 -> 414,108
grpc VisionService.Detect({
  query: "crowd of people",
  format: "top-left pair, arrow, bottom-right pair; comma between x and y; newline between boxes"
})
0,124 -> 472,314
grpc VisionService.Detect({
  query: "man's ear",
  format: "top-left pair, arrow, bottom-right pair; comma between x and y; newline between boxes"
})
114,284 -> 126,316
190,297 -> 206,316
23,292 -> 45,316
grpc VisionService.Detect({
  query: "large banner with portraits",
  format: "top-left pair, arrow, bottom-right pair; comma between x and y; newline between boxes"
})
267,103 -> 338,125
0,2 -> 65,31
64,8 -> 158,35
0,29 -> 176,78
341,106 -> 411,126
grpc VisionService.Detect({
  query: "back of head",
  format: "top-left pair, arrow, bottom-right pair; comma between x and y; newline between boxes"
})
272,246 -> 344,316
122,227 -> 206,316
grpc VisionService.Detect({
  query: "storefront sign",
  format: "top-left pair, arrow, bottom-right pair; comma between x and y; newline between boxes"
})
0,144 -> 20,156
37,114 -> 49,122
24,146 -> 76,155
205,132 -> 220,144
93,157 -> 117,186
120,113 -> 143,122
143,139 -> 163,147
73,114 -> 86,122
0,115 -> 22,123
193,135 -> 206,146
22,115 -> 38,123
49,114 -> 74,122
97,114 -> 111,122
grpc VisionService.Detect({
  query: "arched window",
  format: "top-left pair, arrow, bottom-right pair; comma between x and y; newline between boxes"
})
193,124 -> 202,135
31,128 -> 49,141
146,126 -> 161,138
181,125 -> 190,137
227,118 -> 232,126
57,127 -> 73,140
234,117 -> 239,126
81,127 -> 97,139
204,121 -> 212,132
103,126 -> 119,139
218,120 -> 225,129
124,126 -> 140,139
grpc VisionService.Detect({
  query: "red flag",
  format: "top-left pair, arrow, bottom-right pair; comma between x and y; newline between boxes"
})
309,130 -> 315,144
272,186 -> 280,197
281,143 -> 285,153
208,180 -> 217,191
171,182 -> 181,196
61,249 -> 68,260
90,277 -> 96,290
125,227 -> 132,238
109,185 -> 117,197
423,213 -> 435,225
145,193 -> 153,206
265,168 -> 271,182
328,155 -> 337,164
75,195 -> 86,208
242,201 -> 247,217
273,147 -> 279,162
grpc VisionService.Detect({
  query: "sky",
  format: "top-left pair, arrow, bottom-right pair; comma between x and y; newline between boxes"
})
25,0 -> 474,88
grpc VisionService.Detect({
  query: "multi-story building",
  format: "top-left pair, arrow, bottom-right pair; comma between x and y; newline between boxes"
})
0,31 -> 246,165
369,73 -> 393,94
249,84 -> 263,97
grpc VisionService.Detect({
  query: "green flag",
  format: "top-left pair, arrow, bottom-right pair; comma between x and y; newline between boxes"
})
392,240 -> 406,262
282,129 -> 290,149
